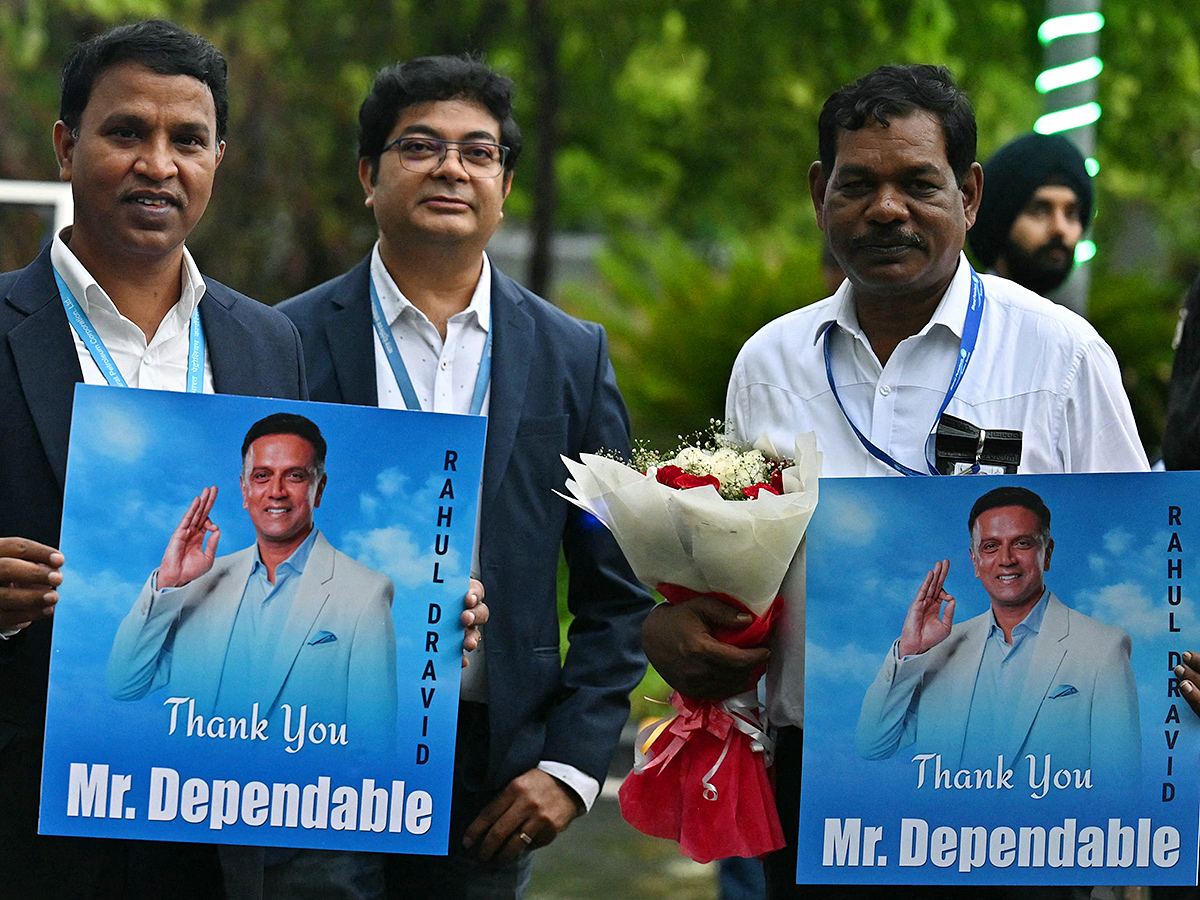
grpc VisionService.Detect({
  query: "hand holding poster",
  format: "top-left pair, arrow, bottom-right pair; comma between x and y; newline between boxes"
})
799,473 -> 1200,886
39,385 -> 486,854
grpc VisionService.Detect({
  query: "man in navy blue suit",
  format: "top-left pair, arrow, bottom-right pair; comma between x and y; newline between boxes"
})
0,20 -> 309,900
280,55 -> 652,899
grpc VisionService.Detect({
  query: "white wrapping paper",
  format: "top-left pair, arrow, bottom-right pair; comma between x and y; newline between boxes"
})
557,434 -> 821,615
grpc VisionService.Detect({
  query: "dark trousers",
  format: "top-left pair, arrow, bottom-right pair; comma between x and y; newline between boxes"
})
1,722 -> 227,900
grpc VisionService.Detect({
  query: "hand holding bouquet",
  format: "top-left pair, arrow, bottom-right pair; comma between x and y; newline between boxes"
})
558,427 -> 820,861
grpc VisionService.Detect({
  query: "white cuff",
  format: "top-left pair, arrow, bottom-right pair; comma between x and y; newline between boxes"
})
537,761 -> 600,812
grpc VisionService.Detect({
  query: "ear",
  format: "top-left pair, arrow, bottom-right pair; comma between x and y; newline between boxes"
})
53,121 -> 76,183
961,161 -> 983,229
314,473 -> 327,509
1042,537 -> 1054,571
214,140 -> 225,168
808,161 -> 828,231
969,543 -> 982,579
502,171 -> 514,200
240,474 -> 249,510
358,157 -> 376,209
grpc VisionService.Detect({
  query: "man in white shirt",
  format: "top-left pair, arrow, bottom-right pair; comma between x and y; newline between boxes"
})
643,64 -> 1147,900
0,20 -> 309,900
279,55 -> 651,900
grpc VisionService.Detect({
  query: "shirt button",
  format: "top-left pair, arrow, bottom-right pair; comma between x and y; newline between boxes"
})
879,384 -> 891,396
440,360 -> 448,370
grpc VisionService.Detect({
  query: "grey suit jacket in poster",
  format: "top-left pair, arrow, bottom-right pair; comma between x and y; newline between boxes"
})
279,255 -> 653,792
0,243 -> 306,898
855,591 -> 1141,789
107,531 -> 397,750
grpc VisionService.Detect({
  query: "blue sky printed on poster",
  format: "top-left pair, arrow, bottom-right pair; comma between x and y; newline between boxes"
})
40,385 -> 486,853
799,473 -> 1200,886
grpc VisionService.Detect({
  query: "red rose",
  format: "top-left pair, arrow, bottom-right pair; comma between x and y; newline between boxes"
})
743,483 -> 781,500
655,465 -> 721,492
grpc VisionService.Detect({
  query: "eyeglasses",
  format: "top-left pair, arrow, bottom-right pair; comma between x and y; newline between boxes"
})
382,136 -> 509,177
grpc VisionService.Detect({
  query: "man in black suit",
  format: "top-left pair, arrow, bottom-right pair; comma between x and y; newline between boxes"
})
0,20 -> 305,900
279,55 -> 652,899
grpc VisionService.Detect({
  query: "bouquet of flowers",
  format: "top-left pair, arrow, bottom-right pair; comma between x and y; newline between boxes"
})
557,426 -> 820,862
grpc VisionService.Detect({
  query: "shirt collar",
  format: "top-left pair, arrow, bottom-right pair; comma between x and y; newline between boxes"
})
810,251 -> 973,346
370,242 -> 492,333
50,227 -> 207,322
252,526 -> 321,580
988,587 -> 1051,641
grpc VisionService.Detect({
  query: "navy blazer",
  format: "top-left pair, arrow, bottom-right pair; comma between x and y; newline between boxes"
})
280,256 -> 652,790
0,244 -> 307,732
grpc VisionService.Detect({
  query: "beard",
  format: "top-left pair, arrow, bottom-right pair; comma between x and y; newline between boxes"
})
997,234 -> 1076,295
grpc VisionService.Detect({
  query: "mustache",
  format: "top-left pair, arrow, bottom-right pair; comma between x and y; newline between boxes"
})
850,229 -> 925,250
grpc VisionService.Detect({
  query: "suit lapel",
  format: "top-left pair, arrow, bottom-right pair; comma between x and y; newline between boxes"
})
6,247 -> 83,489
941,616 -> 988,766
1005,592 -> 1068,763
200,284 -> 264,396
327,258 -> 378,406
196,547 -> 259,712
482,267 -> 534,508
263,531 -> 335,711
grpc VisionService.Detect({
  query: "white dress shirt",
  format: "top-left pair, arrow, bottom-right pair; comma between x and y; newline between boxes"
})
726,254 -> 1149,727
51,231 -> 214,392
369,244 -> 599,810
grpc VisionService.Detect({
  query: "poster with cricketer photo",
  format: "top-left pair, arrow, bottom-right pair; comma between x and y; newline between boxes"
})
39,384 -> 486,854
798,473 -> 1200,886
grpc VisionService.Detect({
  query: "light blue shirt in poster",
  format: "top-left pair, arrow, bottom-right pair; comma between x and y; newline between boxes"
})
214,527 -> 319,711
960,590 -> 1050,768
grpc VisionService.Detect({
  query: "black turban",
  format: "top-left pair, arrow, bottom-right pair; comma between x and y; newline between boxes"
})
968,132 -> 1093,269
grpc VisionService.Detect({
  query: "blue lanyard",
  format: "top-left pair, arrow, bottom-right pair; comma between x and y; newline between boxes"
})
53,265 -> 205,392
369,274 -> 492,415
823,267 -> 986,476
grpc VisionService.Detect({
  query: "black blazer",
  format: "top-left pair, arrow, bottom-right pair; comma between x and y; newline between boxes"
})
280,256 -> 652,790
0,245 -> 307,732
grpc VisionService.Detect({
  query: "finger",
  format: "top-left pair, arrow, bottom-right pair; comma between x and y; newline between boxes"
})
204,526 -> 221,562
915,567 -> 936,603
941,595 -> 956,630
0,556 -> 65,588
0,537 -> 64,569
0,587 -> 58,627
930,559 -> 949,597
689,595 -> 755,631
1180,683 -> 1200,718
177,495 -> 203,533
198,485 -> 218,524
476,804 -> 529,862
462,796 -> 504,850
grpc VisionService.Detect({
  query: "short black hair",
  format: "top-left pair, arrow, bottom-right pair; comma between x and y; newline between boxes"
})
968,486 -> 1051,541
241,413 -> 326,470
358,54 -> 523,182
818,64 -> 976,186
60,20 -> 229,143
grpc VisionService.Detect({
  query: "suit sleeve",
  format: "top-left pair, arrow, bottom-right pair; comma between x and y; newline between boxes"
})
1164,276 -> 1200,469
855,644 -> 931,760
1088,630 -> 1141,788
106,571 -> 189,700
346,572 -> 397,752
542,326 -> 654,783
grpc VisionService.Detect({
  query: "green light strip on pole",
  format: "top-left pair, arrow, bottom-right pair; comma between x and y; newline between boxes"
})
1036,57 -> 1103,93
1075,240 -> 1096,264
1035,102 -> 1101,134
1085,158 -> 1100,177
1038,12 -> 1105,45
